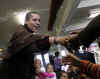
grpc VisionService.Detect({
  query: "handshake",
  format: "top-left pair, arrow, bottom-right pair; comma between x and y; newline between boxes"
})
49,33 -> 79,52
53,34 -> 78,50
55,36 -> 70,46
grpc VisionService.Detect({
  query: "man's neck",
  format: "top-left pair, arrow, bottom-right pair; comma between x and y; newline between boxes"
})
24,24 -> 33,33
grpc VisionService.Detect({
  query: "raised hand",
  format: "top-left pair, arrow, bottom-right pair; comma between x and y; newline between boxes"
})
62,53 -> 82,67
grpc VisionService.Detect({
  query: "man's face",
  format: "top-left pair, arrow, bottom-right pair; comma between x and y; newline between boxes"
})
26,13 -> 40,32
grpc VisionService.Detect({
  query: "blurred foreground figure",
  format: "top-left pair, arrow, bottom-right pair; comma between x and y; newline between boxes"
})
68,15 -> 100,50
63,15 -> 100,79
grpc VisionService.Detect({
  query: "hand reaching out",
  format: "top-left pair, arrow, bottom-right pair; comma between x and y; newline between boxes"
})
62,53 -> 82,67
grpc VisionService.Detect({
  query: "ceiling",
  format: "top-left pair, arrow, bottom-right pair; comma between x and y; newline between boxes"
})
63,0 -> 100,33
78,0 -> 100,8
0,0 -> 100,49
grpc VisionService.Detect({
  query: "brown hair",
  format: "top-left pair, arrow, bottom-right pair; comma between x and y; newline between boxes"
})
25,11 -> 40,21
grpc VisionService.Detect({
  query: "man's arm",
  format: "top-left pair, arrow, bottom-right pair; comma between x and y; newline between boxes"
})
49,36 -> 70,46
80,60 -> 100,79
69,14 -> 100,50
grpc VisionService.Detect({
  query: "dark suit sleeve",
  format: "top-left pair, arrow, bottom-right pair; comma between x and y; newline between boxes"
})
7,26 -> 50,58
69,15 -> 100,50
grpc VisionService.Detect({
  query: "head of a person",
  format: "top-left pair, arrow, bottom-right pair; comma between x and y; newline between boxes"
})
55,51 -> 59,57
46,64 -> 54,73
60,71 -> 69,79
34,59 -> 41,69
25,11 -> 40,32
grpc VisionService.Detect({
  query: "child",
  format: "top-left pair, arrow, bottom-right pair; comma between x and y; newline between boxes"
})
34,60 -> 56,79
46,64 -> 56,79
60,71 -> 69,79
33,59 -> 43,79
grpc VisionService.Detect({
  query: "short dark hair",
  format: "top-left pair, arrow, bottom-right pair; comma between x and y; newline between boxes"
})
55,51 -> 59,56
25,11 -> 40,21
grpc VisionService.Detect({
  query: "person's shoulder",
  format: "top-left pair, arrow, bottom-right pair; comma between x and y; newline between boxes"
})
15,25 -> 26,33
16,25 -> 25,31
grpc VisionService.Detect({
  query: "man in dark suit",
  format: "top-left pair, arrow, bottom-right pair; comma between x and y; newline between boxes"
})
7,11 -> 68,79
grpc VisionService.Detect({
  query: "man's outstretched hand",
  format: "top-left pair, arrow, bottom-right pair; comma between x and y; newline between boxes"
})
55,36 -> 70,46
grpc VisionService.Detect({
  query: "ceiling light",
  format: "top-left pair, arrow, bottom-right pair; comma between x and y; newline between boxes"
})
89,13 -> 100,19
0,48 -> 3,52
14,10 -> 30,25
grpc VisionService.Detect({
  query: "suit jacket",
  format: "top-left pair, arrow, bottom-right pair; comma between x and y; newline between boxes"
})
7,24 -> 50,79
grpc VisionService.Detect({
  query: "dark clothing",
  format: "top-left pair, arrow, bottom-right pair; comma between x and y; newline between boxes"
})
75,51 -> 95,63
49,55 -> 54,65
7,24 -> 50,79
69,14 -> 100,50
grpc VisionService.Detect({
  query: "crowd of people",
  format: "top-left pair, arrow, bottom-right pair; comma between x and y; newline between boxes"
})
32,51 -> 83,79
32,46 -> 98,79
